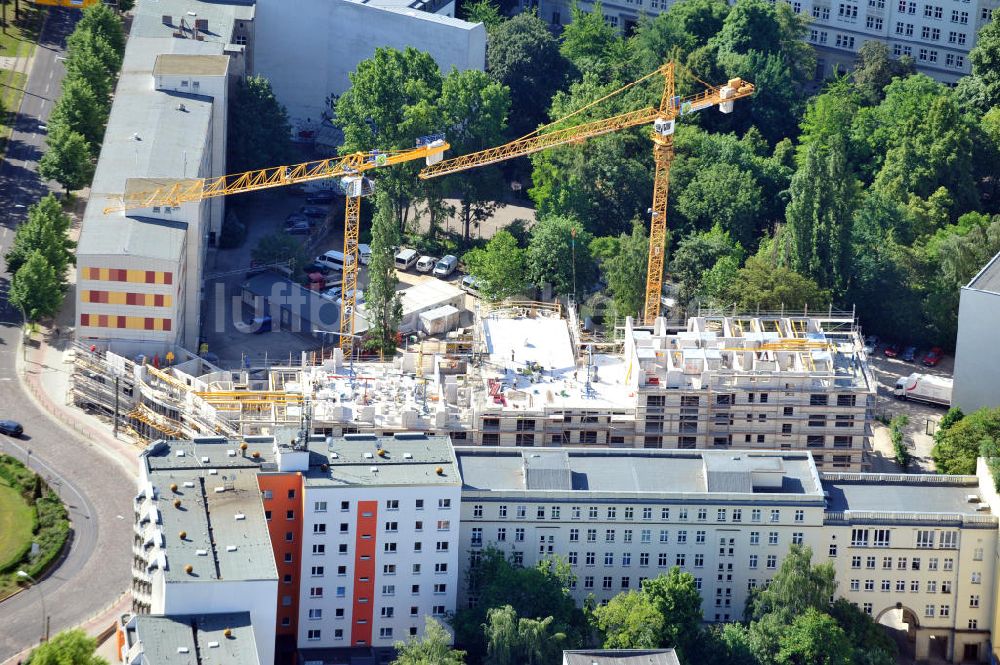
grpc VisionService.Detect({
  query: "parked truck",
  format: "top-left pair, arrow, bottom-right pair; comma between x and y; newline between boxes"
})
894,372 -> 952,407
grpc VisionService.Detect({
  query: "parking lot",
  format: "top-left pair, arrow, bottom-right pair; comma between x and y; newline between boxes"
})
864,343 -> 953,473
198,189 -> 484,367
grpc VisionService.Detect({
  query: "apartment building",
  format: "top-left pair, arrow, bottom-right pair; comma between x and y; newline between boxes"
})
953,250 -> 1000,413
533,0 -> 997,84
456,447 -> 998,663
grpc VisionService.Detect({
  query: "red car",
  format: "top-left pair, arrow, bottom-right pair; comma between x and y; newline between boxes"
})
883,343 -> 900,358
923,347 -> 944,366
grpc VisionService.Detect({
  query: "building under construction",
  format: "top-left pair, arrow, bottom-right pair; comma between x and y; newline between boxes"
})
71,305 -> 876,471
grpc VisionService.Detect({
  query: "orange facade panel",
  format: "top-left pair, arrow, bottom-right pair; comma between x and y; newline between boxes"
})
351,501 -> 378,646
258,473 -> 304,638
79,313 -> 172,331
80,290 -> 173,307
81,266 -> 173,285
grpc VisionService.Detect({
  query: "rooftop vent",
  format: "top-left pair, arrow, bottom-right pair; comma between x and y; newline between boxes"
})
183,481 -> 195,488
201,456 -> 209,463
404,453 -> 413,460
175,450 -> 185,457
209,469 -> 218,475
330,453 -> 339,459
177,647 -> 189,654
196,549 -> 208,556
227,450 -> 236,457
370,466 -> 379,473
364,452 -> 374,459
214,486 -> 226,493
226,545 -> 237,552
208,641 -> 220,649
976,505 -> 991,512
235,513 -> 246,520
967,494 -> 981,503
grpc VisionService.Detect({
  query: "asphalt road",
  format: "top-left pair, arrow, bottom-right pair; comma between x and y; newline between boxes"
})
0,8 -> 133,661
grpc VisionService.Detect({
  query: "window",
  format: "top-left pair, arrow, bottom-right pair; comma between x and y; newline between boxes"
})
882,580 -> 891,591
810,394 -> 829,406
589,507 -> 599,519
793,532 -> 804,545
569,528 -> 579,542
940,531 -> 958,549
624,530 -> 633,543
313,544 -> 326,555
971,572 -> 982,584
948,31 -> 967,44
768,532 -> 779,545
382,584 -> 395,596
852,529 -> 869,547
311,566 -> 325,577
944,558 -> 954,571
383,564 -> 396,575
471,527 -> 482,546
386,500 -> 399,510
766,555 -> 777,569
873,530 -> 890,547
515,528 -> 525,542
624,507 -> 634,520
717,509 -> 727,522
433,606 -> 446,616
750,555 -> 759,569
641,529 -> 652,544
676,553 -> 686,566
536,506 -> 545,520
969,619 -> 978,630
308,608 -> 323,620
438,499 -> 451,509
677,530 -> 687,544
927,581 -> 937,593
850,579 -> 860,591
434,583 -> 447,594
384,542 -> 397,553
622,553 -> 631,566
912,557 -> 921,570
340,501 -> 350,511
733,509 -> 742,522
896,580 -> 905,592
940,604 -> 950,617
497,527 -> 507,542
314,501 -> 327,512
925,605 -> 935,618
752,509 -> 761,523
603,576 -> 613,590
698,509 -> 708,521
313,524 -> 326,535
916,531 -> 934,548
473,504 -> 483,518
606,552 -> 615,566
586,552 -> 597,566
606,529 -> 616,543
852,556 -> 862,569
864,579 -> 875,591
883,557 -> 892,569
584,576 -> 595,590
436,541 -> 449,552
551,506 -> 561,519
308,629 -> 321,641
622,577 -> 631,589
568,552 -> 578,565
385,521 -> 398,533
829,544 -> 838,557
794,510 -> 804,523
770,510 -> 780,523
339,523 -> 349,534
310,587 -> 323,598
498,505 -> 507,518
696,531 -> 706,544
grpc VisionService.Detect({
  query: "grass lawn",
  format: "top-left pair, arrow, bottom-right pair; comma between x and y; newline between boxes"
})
0,3 -> 43,153
0,476 -> 33,571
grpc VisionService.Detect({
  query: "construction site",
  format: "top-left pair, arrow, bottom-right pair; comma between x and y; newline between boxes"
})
70,304 -> 876,471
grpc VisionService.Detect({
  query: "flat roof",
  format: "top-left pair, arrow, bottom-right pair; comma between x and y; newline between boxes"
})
966,250 -> 1000,295
79,0 -> 252,262
456,448 -> 823,498
563,650 -> 680,665
77,215 -> 187,262
128,613 -> 259,665
304,433 -> 462,488
822,475 -> 987,516
154,54 -> 230,76
140,439 -> 277,583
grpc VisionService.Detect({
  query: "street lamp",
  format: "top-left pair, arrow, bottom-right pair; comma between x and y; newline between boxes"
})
17,570 -> 48,642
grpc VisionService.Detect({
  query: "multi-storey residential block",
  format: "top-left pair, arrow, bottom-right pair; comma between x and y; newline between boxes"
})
532,0 -> 997,85
456,447 -> 998,662
953,250 -> 1000,413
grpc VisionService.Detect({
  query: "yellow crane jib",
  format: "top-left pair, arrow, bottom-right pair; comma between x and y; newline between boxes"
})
417,62 -> 753,326
103,139 -> 450,214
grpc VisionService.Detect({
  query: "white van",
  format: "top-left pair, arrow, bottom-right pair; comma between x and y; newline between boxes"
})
433,255 -> 458,278
358,244 -> 372,266
316,250 -> 354,273
416,255 -> 437,273
395,248 -> 419,271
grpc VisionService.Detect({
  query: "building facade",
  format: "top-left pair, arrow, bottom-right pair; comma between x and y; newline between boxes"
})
953,250 -> 1000,413
533,0 -> 997,85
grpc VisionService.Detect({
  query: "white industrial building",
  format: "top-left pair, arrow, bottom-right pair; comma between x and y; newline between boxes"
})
76,0 -> 254,355
255,0 -> 486,127
953,250 -> 1000,413
532,0 -> 998,85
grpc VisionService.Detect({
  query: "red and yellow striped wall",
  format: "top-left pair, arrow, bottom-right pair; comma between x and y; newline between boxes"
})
81,267 -> 173,285
79,314 -> 172,331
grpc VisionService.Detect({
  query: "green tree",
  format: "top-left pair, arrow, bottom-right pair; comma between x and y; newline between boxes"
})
851,40 -> 915,103
783,135 -> 859,292
484,605 -> 566,665
336,47 -> 443,227
228,75 -> 294,173
250,233 -> 309,271
775,608 -> 852,665
25,629 -> 108,665
603,222 -> 649,318
676,161 -> 762,248
463,230 -> 527,301
526,215 -> 597,298
76,4 -> 126,56
9,252 -> 65,322
890,414 -> 912,470
5,194 -> 75,278
940,406 -> 965,432
438,68 -> 511,239
634,0 -> 730,65
591,589 -> 664,649
721,253 -> 830,312
365,190 -> 404,355
39,127 -> 94,192
392,617 -> 465,665
932,407 -> 1000,474
461,0 -> 505,30
115,0 -> 136,12
643,567 -> 705,655
48,76 -> 107,153
954,14 -> 1000,112
827,598 -> 897,665
486,12 -> 569,137
64,31 -> 119,105
452,548 -> 585,663
796,78 -> 863,162
747,545 -> 835,624
670,225 -> 744,309
559,1 -> 621,71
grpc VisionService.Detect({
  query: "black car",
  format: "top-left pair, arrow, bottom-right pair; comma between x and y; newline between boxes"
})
299,205 -> 329,218
0,420 -> 23,437
306,191 -> 337,205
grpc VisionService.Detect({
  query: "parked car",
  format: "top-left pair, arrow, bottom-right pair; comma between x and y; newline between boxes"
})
0,420 -> 23,437
416,255 -> 437,273
303,262 -> 332,276
883,343 -> 900,358
358,244 -> 371,266
315,250 -> 354,273
306,190 -> 337,205
299,205 -> 328,218
433,255 -> 458,278
863,335 -> 879,355
319,285 -> 344,301
901,345 -> 918,362
336,289 -> 365,307
922,346 -> 944,367
284,221 -> 311,235
395,248 -> 419,271
460,274 -> 481,296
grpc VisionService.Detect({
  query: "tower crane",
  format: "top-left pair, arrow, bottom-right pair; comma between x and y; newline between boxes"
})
104,135 -> 449,357
419,62 -> 754,325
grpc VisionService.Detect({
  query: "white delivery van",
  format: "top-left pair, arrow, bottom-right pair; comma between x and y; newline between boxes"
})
395,248 -> 419,271
894,372 -> 952,407
316,250 -> 355,273
433,255 -> 458,278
